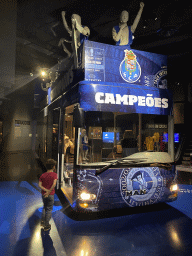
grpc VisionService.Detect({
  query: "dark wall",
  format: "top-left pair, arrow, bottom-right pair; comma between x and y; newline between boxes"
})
0,82 -> 41,181
0,0 -> 17,94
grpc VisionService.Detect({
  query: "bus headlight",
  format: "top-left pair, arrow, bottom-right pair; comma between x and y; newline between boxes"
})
170,184 -> 178,192
79,192 -> 96,201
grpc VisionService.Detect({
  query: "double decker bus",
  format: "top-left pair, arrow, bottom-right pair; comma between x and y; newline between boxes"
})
52,40 -> 178,212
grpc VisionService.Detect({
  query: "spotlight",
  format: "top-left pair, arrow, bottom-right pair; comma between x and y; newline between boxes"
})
41,71 -> 47,78
40,68 -> 49,80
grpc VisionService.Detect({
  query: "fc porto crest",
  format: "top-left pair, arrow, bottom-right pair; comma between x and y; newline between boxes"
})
154,67 -> 167,89
120,50 -> 141,83
120,167 -> 165,207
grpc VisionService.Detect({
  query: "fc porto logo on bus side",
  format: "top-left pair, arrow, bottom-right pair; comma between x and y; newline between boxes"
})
120,167 -> 165,207
120,50 -> 141,83
154,66 -> 167,89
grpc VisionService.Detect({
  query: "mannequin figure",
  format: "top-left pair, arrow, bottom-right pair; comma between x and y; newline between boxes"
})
60,11 -> 90,68
112,2 -> 144,47
64,135 -> 74,160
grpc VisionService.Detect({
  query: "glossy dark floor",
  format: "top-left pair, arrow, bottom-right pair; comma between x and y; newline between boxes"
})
1,171 -> 192,256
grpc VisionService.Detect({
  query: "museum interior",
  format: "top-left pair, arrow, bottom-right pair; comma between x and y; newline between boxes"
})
0,1 -> 192,255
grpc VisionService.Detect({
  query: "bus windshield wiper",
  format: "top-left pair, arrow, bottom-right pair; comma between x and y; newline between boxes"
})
95,158 -> 147,176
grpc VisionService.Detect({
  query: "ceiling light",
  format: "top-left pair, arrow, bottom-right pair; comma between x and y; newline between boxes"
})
40,68 -> 49,78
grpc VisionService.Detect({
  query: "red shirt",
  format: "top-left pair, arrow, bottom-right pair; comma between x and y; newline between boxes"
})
39,172 -> 58,195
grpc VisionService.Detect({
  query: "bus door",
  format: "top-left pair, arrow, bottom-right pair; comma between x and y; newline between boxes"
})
61,105 -> 76,203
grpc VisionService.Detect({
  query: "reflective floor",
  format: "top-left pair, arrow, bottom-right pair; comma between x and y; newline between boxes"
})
1,170 -> 192,256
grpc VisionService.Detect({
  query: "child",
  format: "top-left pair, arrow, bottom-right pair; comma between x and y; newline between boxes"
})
39,159 -> 58,231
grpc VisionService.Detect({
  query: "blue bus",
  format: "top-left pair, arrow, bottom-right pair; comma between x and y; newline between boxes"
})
54,40 -> 178,212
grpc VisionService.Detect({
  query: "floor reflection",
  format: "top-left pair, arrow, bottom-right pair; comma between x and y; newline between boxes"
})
1,180 -> 192,256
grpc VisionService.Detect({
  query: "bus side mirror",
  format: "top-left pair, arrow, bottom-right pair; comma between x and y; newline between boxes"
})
73,106 -> 85,127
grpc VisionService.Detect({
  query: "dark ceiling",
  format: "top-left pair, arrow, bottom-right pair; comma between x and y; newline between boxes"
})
16,0 -> 192,88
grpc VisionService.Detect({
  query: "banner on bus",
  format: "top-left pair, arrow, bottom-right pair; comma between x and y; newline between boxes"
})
83,40 -> 167,89
79,81 -> 173,115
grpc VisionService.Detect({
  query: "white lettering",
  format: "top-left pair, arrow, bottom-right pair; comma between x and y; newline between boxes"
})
105,93 -> 116,104
121,181 -> 127,186
138,96 -> 146,106
154,98 -> 162,108
95,92 -> 104,103
94,93 -> 169,110
146,94 -> 154,107
122,186 -> 127,191
162,98 -> 168,108
129,95 -> 137,105
116,94 -> 129,105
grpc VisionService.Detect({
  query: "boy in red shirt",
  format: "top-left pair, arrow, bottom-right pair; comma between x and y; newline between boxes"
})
39,159 -> 58,231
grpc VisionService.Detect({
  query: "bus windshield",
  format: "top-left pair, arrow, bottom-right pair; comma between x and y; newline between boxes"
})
73,111 -> 171,166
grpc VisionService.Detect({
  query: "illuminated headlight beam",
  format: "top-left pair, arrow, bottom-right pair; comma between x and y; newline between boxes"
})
170,184 -> 178,192
79,192 -> 96,201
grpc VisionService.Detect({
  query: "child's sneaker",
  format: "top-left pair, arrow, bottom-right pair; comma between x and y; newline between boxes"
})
44,224 -> 51,231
